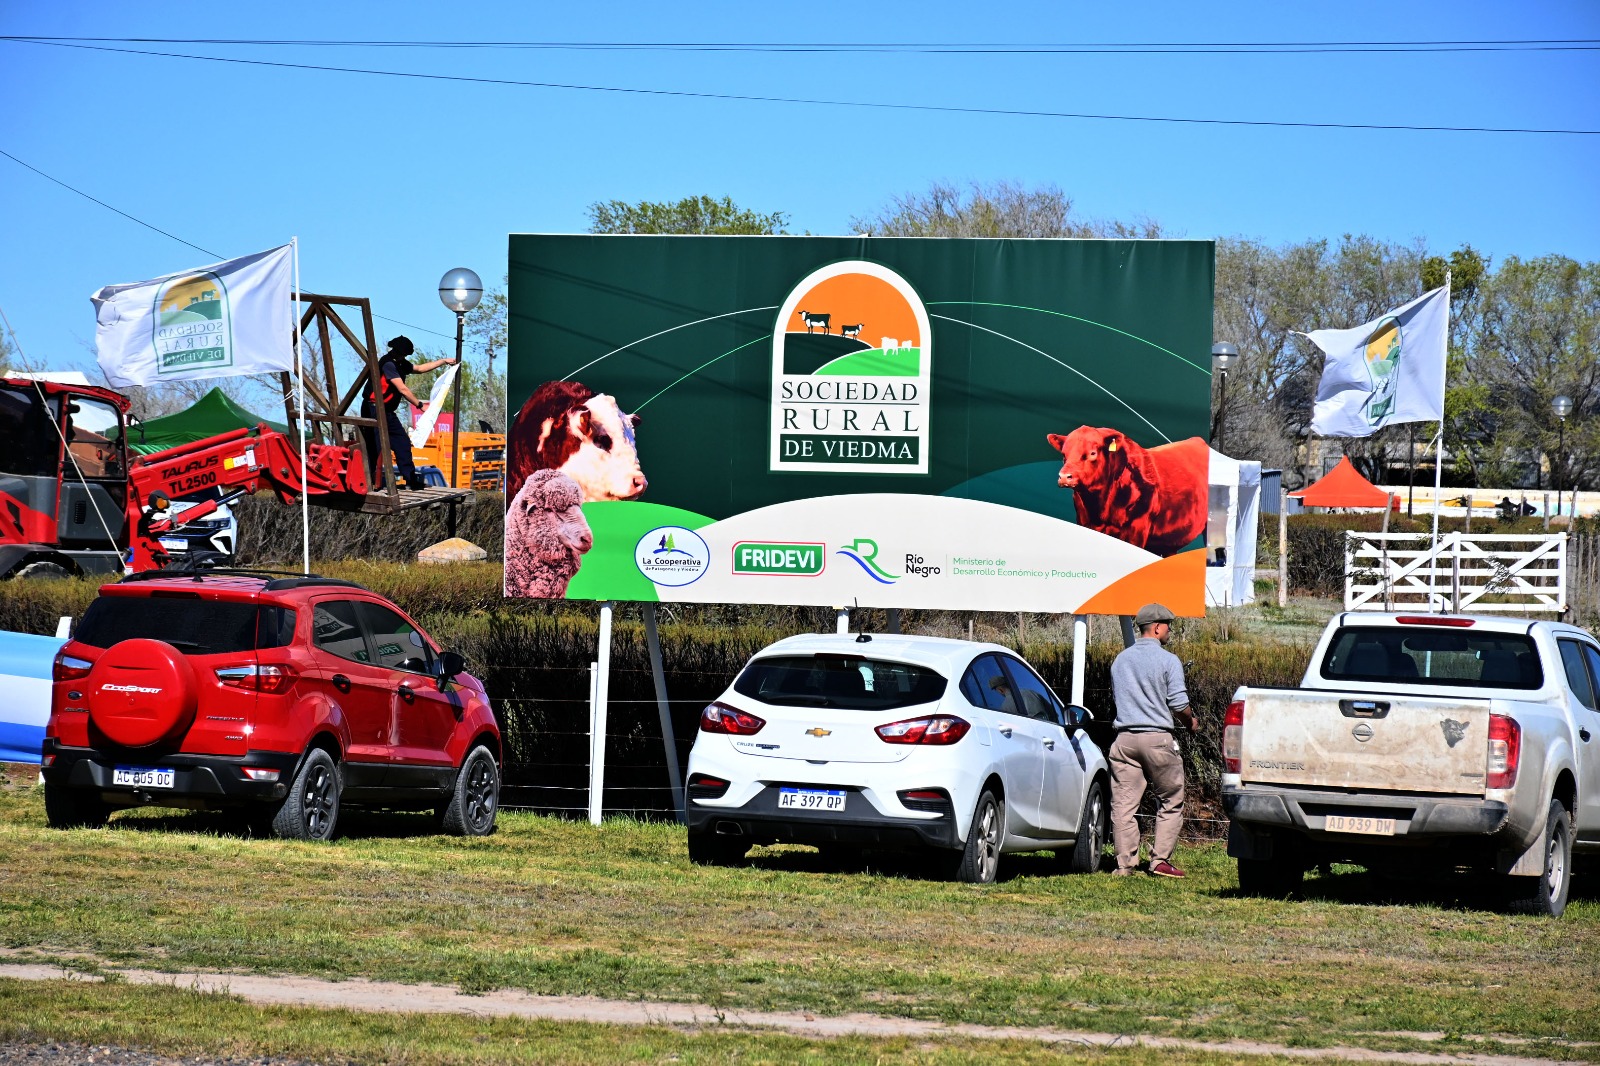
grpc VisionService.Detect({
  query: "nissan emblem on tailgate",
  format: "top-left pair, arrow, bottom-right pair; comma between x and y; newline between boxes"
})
1352,723 -> 1375,742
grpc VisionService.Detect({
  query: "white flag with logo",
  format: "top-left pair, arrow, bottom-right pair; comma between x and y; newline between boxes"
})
408,362 -> 460,448
1307,284 -> 1449,437
91,244 -> 295,387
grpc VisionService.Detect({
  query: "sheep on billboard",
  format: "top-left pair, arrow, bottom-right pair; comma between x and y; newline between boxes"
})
504,235 -> 1214,615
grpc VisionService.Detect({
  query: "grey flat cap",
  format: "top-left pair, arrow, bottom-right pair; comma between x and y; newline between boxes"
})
1134,602 -> 1176,626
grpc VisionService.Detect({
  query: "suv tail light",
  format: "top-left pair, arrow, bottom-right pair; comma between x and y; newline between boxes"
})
53,652 -> 92,682
1222,700 -> 1245,774
215,664 -> 298,695
1487,713 -> 1521,789
876,715 -> 970,745
700,702 -> 766,736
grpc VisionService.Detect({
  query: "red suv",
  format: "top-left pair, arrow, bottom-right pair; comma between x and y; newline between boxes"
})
40,570 -> 501,840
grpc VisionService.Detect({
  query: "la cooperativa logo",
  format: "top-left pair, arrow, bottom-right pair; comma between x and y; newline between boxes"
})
635,526 -> 710,587
769,260 -> 932,475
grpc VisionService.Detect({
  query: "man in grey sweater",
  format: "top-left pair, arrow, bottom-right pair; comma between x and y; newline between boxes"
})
1109,602 -> 1198,878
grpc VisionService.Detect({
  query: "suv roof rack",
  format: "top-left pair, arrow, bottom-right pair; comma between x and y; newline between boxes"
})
119,564 -> 368,592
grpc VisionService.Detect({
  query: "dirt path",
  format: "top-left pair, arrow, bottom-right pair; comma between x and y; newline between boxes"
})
0,961 -> 1585,1065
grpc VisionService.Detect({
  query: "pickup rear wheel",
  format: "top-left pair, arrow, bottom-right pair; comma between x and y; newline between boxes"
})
1237,835 -> 1306,899
1505,801 -> 1571,918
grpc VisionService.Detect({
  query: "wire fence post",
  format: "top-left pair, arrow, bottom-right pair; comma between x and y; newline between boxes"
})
1070,614 -> 1087,706
642,603 -> 683,823
587,601 -> 614,827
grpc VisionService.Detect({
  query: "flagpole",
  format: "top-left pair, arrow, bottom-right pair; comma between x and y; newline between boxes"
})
1429,271 -> 1452,613
293,237 -> 309,576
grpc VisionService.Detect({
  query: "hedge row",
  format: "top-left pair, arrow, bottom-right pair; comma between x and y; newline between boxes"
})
0,566 -> 1313,819
233,490 -> 505,565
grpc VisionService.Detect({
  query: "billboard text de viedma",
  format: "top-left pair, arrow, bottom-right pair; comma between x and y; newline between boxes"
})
503,236 -> 1214,615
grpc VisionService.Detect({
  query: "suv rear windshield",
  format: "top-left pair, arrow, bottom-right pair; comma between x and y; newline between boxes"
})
1322,626 -> 1543,690
75,594 -> 295,655
734,654 -> 947,711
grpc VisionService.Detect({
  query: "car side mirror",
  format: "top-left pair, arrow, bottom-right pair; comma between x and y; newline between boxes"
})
1065,704 -> 1093,732
437,650 -> 466,691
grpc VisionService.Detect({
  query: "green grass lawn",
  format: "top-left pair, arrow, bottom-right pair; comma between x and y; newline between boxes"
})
1,785 -> 1595,1062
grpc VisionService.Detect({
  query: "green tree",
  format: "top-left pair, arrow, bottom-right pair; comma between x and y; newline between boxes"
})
1465,255 -> 1600,495
850,180 -> 1161,239
586,195 -> 789,235
466,195 -> 790,424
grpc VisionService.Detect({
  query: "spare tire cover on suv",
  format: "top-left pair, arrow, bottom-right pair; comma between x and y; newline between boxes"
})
86,639 -> 199,748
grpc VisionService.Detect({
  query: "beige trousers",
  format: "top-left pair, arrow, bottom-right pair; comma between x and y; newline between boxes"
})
1109,730 -> 1185,871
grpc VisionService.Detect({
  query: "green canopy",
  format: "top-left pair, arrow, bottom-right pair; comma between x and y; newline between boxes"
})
120,387 -> 291,455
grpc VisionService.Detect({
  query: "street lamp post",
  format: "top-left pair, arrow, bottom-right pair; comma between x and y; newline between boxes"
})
1554,394 -> 1574,516
1212,343 -> 1238,455
437,268 -> 483,492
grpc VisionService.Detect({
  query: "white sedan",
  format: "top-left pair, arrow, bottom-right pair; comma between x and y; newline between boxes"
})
685,633 -> 1110,883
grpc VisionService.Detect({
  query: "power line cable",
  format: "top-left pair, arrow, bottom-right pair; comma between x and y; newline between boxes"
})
0,148 -> 456,341
7,38 -> 1594,135
5,34 -> 1600,54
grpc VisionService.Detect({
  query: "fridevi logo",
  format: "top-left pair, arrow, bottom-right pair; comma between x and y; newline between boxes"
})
769,261 -> 931,475
153,271 -> 233,374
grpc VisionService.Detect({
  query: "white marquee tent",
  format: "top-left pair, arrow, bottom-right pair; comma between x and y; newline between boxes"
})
1206,449 -> 1262,608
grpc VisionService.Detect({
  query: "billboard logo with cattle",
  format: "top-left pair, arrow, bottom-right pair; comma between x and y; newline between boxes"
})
153,271 -> 233,374
769,261 -> 931,475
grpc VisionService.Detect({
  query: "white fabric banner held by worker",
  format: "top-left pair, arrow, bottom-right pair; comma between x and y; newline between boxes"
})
91,244 -> 294,387
409,362 -> 461,448
1306,283 -> 1449,438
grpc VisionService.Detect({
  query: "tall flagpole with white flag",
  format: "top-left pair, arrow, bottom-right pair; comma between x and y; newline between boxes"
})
293,238 -> 309,576
1429,274 -> 1451,610
1303,278 -> 1451,609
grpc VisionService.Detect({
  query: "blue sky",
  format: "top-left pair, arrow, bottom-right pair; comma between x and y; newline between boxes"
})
2,1 -> 1596,380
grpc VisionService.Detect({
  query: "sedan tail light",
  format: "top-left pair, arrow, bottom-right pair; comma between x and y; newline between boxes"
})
876,715 -> 970,745
1486,713 -> 1521,789
699,702 -> 766,736
53,652 -> 93,682
1222,700 -> 1245,774
215,664 -> 298,695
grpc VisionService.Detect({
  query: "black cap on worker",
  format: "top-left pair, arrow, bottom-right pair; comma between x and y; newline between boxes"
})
386,336 -> 415,356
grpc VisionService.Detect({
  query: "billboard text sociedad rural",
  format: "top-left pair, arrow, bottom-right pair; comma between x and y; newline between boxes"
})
504,236 -> 1214,615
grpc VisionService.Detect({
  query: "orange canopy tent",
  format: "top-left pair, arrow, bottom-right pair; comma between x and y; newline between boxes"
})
1289,456 -> 1394,508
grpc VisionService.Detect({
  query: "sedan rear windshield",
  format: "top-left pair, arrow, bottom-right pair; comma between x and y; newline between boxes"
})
75,595 -> 295,655
1322,626 -> 1543,690
734,654 -> 947,712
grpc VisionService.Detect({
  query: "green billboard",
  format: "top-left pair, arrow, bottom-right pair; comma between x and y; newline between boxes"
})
505,235 -> 1214,615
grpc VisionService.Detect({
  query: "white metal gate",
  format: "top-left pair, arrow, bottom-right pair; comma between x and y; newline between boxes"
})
1345,532 -> 1567,613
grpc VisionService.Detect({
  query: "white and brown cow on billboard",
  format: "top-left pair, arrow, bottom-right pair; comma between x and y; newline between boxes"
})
507,380 -> 647,505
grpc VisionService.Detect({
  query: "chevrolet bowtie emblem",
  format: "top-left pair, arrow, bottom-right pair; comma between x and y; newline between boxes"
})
804,728 -> 832,737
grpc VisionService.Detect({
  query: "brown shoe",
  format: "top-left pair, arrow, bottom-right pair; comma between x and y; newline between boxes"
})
1148,860 -> 1186,879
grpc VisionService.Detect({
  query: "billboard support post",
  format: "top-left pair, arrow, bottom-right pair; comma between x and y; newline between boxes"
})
886,608 -> 901,634
1070,615 -> 1087,706
642,603 -> 683,823
587,602 -> 614,826
835,608 -> 849,635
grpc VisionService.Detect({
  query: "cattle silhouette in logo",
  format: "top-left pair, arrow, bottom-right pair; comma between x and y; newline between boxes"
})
1046,427 -> 1209,556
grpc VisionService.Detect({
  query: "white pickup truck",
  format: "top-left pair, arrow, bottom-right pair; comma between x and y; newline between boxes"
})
1222,612 -> 1599,916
